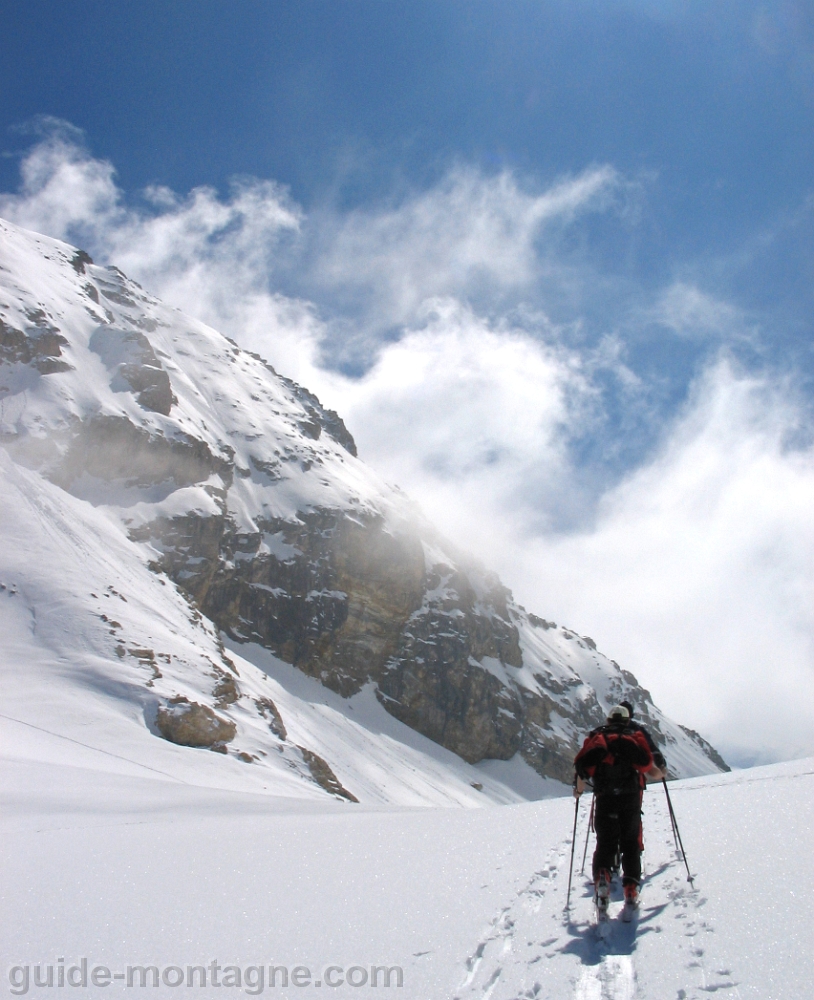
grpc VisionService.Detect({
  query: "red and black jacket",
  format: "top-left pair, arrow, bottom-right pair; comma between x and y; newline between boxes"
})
574,723 -> 653,796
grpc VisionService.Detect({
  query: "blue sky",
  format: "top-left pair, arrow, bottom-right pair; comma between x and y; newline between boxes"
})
2,1 -> 814,762
4,2 -> 814,259
4,3 -> 814,410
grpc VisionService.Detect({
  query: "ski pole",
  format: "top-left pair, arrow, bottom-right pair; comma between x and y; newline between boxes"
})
665,785 -> 681,853
662,777 -> 685,865
662,778 -> 694,886
565,793 -> 580,911
580,793 -> 595,875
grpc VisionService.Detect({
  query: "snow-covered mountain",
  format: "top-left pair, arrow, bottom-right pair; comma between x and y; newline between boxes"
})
0,217 -> 725,804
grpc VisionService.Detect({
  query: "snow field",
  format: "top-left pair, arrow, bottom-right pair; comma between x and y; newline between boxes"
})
3,758 -> 812,999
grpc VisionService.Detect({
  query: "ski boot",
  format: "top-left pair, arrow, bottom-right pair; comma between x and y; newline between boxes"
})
594,869 -> 611,921
621,880 -> 639,921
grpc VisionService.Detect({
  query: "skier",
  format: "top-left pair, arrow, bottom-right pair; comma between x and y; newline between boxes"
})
573,704 -> 665,916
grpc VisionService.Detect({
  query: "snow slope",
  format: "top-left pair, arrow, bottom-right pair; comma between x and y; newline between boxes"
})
0,448 -> 548,807
2,748 -> 811,999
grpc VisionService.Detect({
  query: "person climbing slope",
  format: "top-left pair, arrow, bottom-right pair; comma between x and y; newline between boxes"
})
573,704 -> 665,916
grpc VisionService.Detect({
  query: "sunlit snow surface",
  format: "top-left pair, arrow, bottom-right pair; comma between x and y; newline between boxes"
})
3,752 -> 812,999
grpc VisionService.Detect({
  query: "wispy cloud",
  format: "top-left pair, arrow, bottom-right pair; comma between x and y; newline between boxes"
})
2,122 -> 813,763
307,164 -> 624,362
0,118 -> 123,240
0,120 -> 323,384
314,164 -> 619,299
650,282 -> 749,340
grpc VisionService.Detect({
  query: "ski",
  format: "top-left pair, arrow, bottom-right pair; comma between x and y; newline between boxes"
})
594,870 -> 611,924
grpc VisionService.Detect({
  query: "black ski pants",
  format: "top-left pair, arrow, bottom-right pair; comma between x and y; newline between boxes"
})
592,791 -> 643,886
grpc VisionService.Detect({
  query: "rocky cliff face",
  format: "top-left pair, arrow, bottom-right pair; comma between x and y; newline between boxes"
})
0,217 -> 727,785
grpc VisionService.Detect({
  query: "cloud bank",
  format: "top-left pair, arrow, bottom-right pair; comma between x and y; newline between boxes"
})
2,123 -> 813,765
513,361 -> 814,765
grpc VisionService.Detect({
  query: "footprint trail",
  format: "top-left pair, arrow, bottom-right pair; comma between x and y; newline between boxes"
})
453,785 -> 742,1000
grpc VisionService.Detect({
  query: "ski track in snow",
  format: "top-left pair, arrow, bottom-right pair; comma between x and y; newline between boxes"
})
455,835 -> 573,1000
454,787 -> 742,1000
5,757 -> 812,999
574,956 -> 635,1000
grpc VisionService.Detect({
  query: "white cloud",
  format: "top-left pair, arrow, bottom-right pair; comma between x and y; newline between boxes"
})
503,361 -> 814,764
2,127 -> 814,765
0,126 -> 122,239
334,307 -> 814,764
0,125 -> 327,386
310,164 -> 621,338
337,298 -> 591,545
650,282 -> 750,340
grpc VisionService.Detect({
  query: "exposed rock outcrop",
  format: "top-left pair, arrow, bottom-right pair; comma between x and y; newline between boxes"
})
680,725 -> 731,773
0,314 -> 72,374
298,746 -> 359,802
90,326 -> 175,415
156,697 -> 236,749
42,415 -> 230,491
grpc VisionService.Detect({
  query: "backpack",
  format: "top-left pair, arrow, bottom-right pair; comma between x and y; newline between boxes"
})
575,724 -> 653,795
